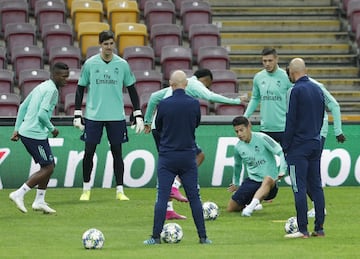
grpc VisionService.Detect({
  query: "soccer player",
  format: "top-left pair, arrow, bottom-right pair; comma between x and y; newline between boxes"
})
9,62 -> 70,214
244,47 -> 293,144
283,58 -> 325,238
144,68 -> 247,220
73,30 -> 144,201
226,116 -> 287,217
143,70 -> 211,245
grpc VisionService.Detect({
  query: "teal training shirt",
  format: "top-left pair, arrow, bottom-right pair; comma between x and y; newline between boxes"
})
232,132 -> 287,185
244,66 -> 293,132
15,80 -> 58,140
144,76 -> 241,126
309,77 -> 343,138
78,54 -> 136,121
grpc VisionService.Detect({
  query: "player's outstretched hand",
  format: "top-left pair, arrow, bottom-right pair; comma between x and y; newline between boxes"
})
52,128 -> 59,138
144,125 -> 151,134
73,110 -> 85,131
10,131 -> 19,141
130,110 -> 144,134
336,134 -> 346,143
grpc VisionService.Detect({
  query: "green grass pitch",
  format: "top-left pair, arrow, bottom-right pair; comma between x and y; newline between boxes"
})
0,186 -> 359,258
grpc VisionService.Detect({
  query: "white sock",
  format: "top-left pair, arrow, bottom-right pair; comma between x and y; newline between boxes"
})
167,201 -> 174,211
116,185 -> 124,193
17,183 -> 31,197
172,179 -> 181,189
83,182 -> 91,191
34,189 -> 46,203
247,198 -> 260,211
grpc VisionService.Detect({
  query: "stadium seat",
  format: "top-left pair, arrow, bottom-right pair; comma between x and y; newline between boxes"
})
197,46 -> 230,70
160,45 -> 192,81
144,0 -> 176,33
139,91 -> 151,114
210,69 -> 238,94
123,46 -> 155,71
11,45 -> 44,82
198,98 -> 210,115
123,92 -> 133,116
188,23 -> 220,58
64,92 -> 86,115
107,0 -> 139,30
173,0 -> 187,16
0,0 -> 29,34
77,22 -> 110,58
49,46 -> 81,69
60,68 -> 80,107
41,23 -> 74,58
180,0 -> 212,35
133,70 -> 162,96
348,0 -> 360,32
0,69 -> 14,93
34,0 -> 66,35
71,0 -> 103,34
115,22 -> 148,56
0,93 -> 20,116
214,93 -> 245,116
150,23 -> 182,60
0,46 -> 7,69
4,23 -> 36,61
19,68 -> 50,100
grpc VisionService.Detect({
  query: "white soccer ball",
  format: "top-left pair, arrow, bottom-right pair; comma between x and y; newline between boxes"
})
284,216 -> 299,234
82,228 -> 105,249
160,223 -> 183,243
202,201 -> 219,220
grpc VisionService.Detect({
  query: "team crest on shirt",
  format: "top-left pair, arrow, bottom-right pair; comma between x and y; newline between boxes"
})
114,68 -> 119,75
254,146 -> 260,152
95,69 -> 100,74
277,81 -> 281,87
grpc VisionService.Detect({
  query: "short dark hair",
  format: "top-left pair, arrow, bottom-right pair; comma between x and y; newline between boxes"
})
261,47 -> 277,57
51,62 -> 69,72
232,116 -> 250,127
99,30 -> 115,43
194,68 -> 213,80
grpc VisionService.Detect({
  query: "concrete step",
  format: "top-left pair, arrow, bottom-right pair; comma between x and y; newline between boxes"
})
220,32 -> 350,44
211,6 -> 339,17
208,0 -> 334,7
229,54 -> 358,66
330,91 -> 360,102
232,66 -> 359,79
224,43 -> 351,55
237,78 -> 360,92
214,20 -> 342,32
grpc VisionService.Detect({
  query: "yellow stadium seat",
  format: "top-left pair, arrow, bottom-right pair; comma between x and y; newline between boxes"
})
107,0 -> 139,30
115,22 -> 147,56
78,22 -> 110,58
71,0 -> 103,33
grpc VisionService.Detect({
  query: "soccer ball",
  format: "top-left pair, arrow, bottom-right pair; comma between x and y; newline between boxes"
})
82,228 -> 105,249
202,201 -> 219,220
284,216 -> 299,234
160,223 -> 183,243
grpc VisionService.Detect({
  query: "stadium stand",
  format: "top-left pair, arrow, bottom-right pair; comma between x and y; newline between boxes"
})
123,92 -> 134,116
144,0 -> 176,33
188,23 -> 220,58
150,23 -> 182,60
0,46 -> 7,69
214,93 -> 246,115
180,0 -> 212,35
71,0 -> 103,34
77,22 -> 110,58
11,45 -> 43,82
0,93 -> 20,116
107,0 -> 140,30
0,69 -> 14,93
210,69 -> 238,94
133,70 -> 162,96
198,98 -> 210,115
197,46 -> 230,70
18,68 -> 50,100
0,0 -> 29,35
59,68 -> 80,109
48,46 -> 82,69
160,45 -> 192,81
123,46 -> 155,71
64,92 -> 86,115
41,23 -> 74,58
34,0 -> 66,35
115,22 -> 148,56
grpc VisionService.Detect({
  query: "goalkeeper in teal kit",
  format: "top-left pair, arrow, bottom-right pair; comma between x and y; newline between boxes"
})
227,116 -> 287,217
73,30 -> 144,201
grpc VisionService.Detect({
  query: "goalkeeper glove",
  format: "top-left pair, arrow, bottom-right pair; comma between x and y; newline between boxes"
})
130,110 -> 144,134
73,110 -> 85,131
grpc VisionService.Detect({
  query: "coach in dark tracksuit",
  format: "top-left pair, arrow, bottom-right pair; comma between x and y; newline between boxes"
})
283,58 -> 326,238
143,70 -> 211,245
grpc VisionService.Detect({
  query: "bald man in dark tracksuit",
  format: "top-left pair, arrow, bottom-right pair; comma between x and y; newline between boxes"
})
283,58 -> 325,239
143,70 -> 211,245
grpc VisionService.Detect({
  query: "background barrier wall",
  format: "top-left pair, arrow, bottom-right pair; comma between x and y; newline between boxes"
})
0,122 -> 359,189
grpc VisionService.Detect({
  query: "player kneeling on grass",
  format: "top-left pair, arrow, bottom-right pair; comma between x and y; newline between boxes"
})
226,116 -> 287,217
